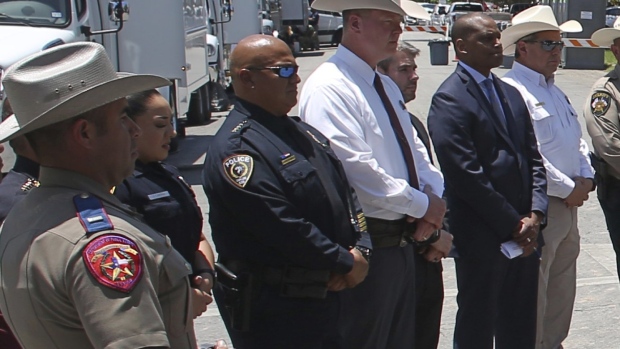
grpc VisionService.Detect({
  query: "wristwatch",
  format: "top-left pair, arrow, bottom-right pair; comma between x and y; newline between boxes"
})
354,246 -> 372,263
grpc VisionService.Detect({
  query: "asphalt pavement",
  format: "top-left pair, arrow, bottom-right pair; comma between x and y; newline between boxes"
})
2,31 -> 617,348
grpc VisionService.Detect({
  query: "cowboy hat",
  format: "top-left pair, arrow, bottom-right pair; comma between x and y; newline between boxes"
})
591,17 -> 620,47
311,0 -> 431,21
0,42 -> 170,142
500,5 -> 582,53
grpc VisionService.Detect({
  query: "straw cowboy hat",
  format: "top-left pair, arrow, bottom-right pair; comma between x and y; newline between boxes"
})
311,0 -> 431,21
500,5 -> 582,53
0,42 -> 170,142
591,17 -> 620,47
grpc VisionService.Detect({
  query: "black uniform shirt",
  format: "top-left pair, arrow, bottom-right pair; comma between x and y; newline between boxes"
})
0,156 -> 40,224
114,161 -> 203,265
203,99 -> 370,274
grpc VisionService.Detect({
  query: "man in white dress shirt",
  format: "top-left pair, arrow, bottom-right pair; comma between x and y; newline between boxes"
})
501,6 -> 594,349
299,0 -> 445,348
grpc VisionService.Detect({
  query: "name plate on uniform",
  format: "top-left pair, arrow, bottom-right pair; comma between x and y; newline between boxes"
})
147,191 -> 170,201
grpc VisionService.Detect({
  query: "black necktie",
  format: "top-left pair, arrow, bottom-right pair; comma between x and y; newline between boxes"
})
374,73 -> 420,190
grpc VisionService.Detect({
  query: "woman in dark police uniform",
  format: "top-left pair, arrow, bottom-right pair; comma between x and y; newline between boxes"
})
114,90 -> 216,314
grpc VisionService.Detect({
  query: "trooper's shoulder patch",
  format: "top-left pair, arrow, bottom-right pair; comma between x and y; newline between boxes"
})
223,154 -> 254,188
82,234 -> 143,293
591,91 -> 612,117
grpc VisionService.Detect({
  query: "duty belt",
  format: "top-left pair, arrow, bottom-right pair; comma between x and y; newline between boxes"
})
366,217 -> 414,248
221,259 -> 329,299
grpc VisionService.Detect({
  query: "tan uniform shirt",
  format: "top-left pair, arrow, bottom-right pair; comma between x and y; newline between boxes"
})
584,64 -> 620,179
0,167 -> 197,349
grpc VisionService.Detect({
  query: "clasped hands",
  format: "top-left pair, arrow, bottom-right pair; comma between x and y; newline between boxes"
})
564,176 -> 594,208
191,274 -> 214,318
512,212 -> 543,257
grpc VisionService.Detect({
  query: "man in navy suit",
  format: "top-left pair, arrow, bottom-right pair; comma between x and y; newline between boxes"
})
427,13 -> 548,349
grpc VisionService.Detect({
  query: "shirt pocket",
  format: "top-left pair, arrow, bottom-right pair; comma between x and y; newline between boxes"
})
280,160 -> 325,208
531,106 -> 555,144
161,250 -> 192,337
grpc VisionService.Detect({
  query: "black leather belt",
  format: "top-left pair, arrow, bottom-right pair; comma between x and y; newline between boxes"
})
366,217 -> 414,248
221,260 -> 329,299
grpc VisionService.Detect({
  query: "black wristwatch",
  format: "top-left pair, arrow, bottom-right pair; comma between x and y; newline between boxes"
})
354,246 -> 372,263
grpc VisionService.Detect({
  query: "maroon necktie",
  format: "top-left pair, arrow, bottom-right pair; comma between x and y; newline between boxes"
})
374,73 -> 420,190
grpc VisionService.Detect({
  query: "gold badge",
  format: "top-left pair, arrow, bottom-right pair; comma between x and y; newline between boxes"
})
591,92 -> 612,117
223,154 -> 254,188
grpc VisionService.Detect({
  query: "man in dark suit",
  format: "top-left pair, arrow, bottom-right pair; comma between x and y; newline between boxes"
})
427,13 -> 548,349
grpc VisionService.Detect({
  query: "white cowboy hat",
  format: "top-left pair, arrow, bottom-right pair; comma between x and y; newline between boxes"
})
311,0 -> 431,21
500,5 -> 582,53
0,42 -> 170,142
591,17 -> 620,47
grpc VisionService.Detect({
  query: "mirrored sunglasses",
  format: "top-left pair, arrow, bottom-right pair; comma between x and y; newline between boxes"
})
247,65 -> 299,78
525,40 -> 565,52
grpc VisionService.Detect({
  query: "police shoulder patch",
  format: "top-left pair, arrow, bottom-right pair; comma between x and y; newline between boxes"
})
223,154 -> 254,188
82,234 -> 143,293
591,91 -> 612,117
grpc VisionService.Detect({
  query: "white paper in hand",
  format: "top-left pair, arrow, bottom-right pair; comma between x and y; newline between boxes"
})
500,241 -> 523,259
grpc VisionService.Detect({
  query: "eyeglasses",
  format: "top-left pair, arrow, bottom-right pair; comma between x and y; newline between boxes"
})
246,65 -> 299,78
523,40 -> 565,52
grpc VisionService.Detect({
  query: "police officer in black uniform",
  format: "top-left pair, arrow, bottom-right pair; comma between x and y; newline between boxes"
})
0,98 -> 40,226
0,99 -> 33,349
202,35 -> 371,349
114,89 -> 216,310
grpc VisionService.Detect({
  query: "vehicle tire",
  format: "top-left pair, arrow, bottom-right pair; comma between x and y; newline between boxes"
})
186,85 -> 211,125
211,82 -> 231,112
331,29 -> 342,46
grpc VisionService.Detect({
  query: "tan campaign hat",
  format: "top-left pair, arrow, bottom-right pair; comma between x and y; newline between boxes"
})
591,17 -> 620,47
501,5 -> 582,53
311,0 -> 431,21
0,42 -> 171,142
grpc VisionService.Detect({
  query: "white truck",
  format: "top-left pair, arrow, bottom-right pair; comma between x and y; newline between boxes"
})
0,0 -> 235,142
205,0 -> 261,100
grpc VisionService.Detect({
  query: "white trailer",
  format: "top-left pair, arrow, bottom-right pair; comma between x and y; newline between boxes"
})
0,0 -> 233,142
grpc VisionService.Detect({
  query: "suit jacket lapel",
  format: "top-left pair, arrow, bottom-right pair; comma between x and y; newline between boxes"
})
457,67 -> 517,154
491,74 -> 523,150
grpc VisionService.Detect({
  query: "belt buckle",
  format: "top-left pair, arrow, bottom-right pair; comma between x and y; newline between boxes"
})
399,237 -> 408,247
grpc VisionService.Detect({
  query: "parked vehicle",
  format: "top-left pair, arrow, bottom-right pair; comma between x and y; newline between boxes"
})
445,2 -> 484,27
431,4 -> 450,25
509,3 -> 536,17
486,11 -> 512,31
0,0 -> 240,141
607,6 -> 620,28
316,10 -> 342,45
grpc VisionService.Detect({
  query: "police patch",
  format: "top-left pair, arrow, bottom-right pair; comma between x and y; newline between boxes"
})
83,234 -> 143,293
591,92 -> 612,117
223,154 -> 254,188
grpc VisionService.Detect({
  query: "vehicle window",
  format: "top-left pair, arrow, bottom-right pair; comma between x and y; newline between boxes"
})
0,0 -> 71,26
74,0 -> 85,19
438,7 -> 446,14
609,8 -> 620,16
452,4 -> 483,12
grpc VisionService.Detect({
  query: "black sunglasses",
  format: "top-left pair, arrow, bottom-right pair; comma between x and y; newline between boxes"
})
524,40 -> 565,52
246,65 -> 299,78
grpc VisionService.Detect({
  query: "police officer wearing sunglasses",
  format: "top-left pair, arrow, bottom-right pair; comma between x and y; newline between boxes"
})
202,34 -> 371,349
502,6 -> 593,349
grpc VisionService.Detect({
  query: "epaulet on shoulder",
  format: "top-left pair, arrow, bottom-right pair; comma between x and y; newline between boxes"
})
594,75 -> 613,90
73,193 -> 114,235
230,119 -> 250,133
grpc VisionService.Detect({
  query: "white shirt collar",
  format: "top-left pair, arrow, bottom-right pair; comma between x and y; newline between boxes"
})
334,44 -> 379,87
511,61 -> 555,88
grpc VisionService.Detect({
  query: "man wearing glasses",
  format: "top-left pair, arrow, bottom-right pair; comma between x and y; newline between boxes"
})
202,34 -> 371,349
501,6 -> 593,349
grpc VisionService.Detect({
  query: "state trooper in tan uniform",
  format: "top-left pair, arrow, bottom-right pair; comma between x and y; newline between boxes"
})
585,20 -> 620,283
0,42 -> 209,349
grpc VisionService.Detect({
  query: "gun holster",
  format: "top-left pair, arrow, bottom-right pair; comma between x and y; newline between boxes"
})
214,262 -> 253,332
